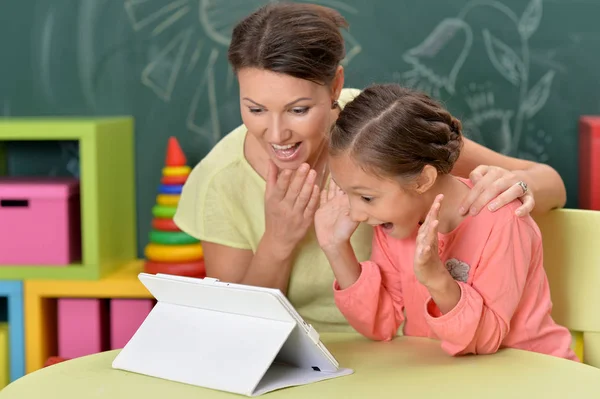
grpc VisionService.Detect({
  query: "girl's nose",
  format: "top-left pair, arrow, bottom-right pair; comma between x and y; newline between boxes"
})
350,207 -> 368,223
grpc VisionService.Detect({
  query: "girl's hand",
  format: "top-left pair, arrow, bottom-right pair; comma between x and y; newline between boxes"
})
264,161 -> 321,257
459,165 -> 534,217
414,194 -> 451,288
314,180 -> 359,251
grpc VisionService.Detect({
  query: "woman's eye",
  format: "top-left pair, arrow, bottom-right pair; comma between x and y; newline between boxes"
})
290,107 -> 309,115
361,196 -> 373,203
249,108 -> 264,114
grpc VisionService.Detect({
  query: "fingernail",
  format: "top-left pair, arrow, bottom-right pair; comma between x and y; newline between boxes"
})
459,207 -> 466,215
488,202 -> 497,211
299,164 -> 309,172
516,209 -> 524,217
470,207 -> 477,215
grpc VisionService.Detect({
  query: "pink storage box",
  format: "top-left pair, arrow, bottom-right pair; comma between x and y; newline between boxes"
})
110,299 -> 154,349
0,177 -> 81,265
58,298 -> 109,358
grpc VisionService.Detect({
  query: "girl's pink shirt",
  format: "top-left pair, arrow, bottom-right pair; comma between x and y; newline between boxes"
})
334,178 -> 578,361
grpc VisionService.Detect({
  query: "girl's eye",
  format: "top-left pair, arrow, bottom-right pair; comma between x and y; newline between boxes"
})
361,196 -> 373,203
290,107 -> 309,115
249,108 -> 264,114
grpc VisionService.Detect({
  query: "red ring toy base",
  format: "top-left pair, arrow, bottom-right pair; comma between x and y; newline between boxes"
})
161,175 -> 188,185
144,260 -> 206,278
152,218 -> 180,231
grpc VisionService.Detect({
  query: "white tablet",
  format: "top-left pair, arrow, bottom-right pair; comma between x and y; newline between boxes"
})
112,273 -> 352,396
145,273 -> 340,372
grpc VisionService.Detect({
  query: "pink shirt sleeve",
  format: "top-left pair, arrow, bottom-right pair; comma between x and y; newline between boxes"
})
424,217 -> 537,355
333,228 -> 405,341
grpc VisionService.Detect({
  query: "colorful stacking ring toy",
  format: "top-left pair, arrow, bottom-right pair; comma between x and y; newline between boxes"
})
162,166 -> 191,176
158,184 -> 183,195
144,260 -> 205,278
144,243 -> 203,262
152,205 -> 177,218
144,136 -> 204,278
152,217 -> 180,231
156,194 -> 180,206
161,175 -> 188,185
150,230 -> 198,245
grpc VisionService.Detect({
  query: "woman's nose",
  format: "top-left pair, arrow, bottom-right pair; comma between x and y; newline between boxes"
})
265,117 -> 291,143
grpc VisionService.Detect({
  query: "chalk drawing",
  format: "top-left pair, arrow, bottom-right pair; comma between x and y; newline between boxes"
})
61,143 -> 81,178
77,0 -> 101,111
399,0 -> 555,158
152,5 -> 191,37
520,129 -> 552,162
401,18 -> 473,98
125,0 -> 189,32
518,0 -> 543,40
186,39 -> 204,75
341,30 -> 362,67
521,70 -> 555,118
482,29 -> 524,86
199,0 -> 273,46
463,86 -> 515,155
307,0 -> 357,14
43,142 -> 80,178
187,48 -> 221,144
197,0 -> 357,48
226,64 -> 235,92
141,28 -> 192,101
125,0 -> 363,143
40,7 -> 57,106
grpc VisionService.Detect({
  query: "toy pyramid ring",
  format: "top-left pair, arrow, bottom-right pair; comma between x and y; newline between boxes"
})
516,181 -> 528,195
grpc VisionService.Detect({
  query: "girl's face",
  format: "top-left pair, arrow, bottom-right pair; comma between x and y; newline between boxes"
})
329,153 -> 431,240
237,67 -> 341,170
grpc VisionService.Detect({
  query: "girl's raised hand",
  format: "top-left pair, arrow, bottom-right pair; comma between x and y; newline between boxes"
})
414,194 -> 449,288
314,180 -> 359,251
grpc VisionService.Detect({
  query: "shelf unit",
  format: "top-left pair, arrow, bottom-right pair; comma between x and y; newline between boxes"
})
24,259 -> 151,373
0,118 -> 137,280
0,281 -> 24,384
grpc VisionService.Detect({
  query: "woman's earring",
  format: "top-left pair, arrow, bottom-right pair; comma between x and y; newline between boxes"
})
331,100 -> 339,109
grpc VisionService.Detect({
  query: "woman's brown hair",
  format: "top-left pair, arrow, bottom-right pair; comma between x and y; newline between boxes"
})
330,83 -> 464,178
227,2 -> 348,85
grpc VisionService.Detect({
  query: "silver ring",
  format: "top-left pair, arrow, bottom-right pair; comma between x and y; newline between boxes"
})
516,181 -> 528,195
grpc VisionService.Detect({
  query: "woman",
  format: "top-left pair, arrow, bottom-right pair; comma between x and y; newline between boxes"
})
174,3 -> 566,333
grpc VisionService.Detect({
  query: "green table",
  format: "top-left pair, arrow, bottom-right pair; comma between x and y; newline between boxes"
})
2,333 -> 600,398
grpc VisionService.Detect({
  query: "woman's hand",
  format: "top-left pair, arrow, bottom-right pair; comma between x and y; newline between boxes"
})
314,180 -> 359,252
414,194 -> 451,289
458,165 -> 535,217
264,161 -> 321,257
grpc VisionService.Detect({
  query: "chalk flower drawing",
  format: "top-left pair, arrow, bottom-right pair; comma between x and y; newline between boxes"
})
401,0 -> 555,158
462,83 -> 515,154
124,0 -> 362,145
402,18 -> 473,98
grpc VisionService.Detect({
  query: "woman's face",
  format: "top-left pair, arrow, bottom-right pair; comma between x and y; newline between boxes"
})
237,67 -> 341,170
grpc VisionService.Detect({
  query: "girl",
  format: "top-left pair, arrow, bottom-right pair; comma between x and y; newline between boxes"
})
315,83 -> 578,360
174,2 -> 567,334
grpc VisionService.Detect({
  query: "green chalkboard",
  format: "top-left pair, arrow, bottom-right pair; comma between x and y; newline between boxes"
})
1,0 -> 599,256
